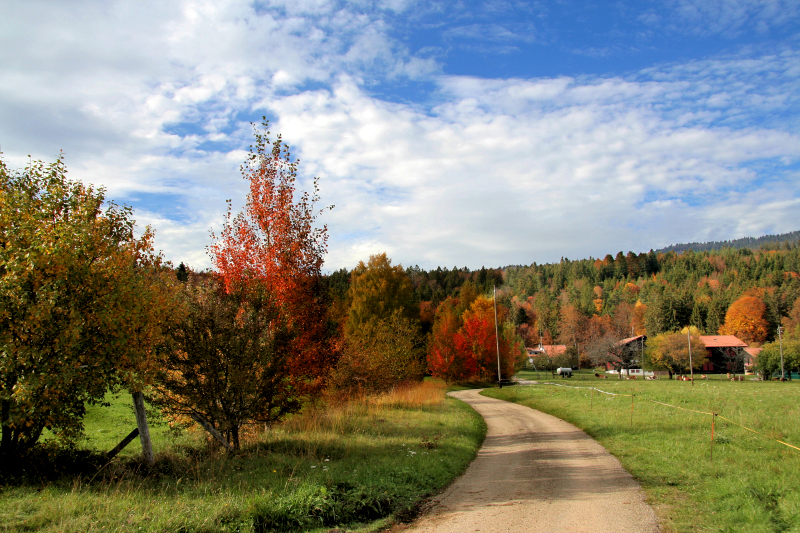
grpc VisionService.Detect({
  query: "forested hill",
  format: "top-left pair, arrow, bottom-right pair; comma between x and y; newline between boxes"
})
656,231 -> 800,254
325,237 -> 800,349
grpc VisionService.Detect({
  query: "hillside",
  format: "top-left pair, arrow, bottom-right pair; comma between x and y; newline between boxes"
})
655,230 -> 800,254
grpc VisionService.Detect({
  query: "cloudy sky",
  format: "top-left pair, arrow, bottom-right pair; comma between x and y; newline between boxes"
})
2,0 -> 799,271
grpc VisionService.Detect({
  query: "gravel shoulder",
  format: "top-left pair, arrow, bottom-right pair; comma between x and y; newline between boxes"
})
407,388 -> 659,533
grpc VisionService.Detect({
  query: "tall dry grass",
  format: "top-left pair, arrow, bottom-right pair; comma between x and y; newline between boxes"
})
281,379 -> 446,436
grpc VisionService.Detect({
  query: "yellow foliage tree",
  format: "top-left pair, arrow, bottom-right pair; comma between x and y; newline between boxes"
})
649,329 -> 707,376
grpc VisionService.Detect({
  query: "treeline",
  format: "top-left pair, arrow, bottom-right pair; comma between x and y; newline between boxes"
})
323,241 -> 800,380
656,230 -> 800,254
6,122 -> 800,468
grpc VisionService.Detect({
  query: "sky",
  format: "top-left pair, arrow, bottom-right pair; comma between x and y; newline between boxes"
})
2,0 -> 799,271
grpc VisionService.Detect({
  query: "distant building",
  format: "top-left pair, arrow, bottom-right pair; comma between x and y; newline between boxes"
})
698,335 -> 748,373
743,346 -> 763,374
604,335 -> 647,375
526,344 -> 567,358
526,344 -> 568,367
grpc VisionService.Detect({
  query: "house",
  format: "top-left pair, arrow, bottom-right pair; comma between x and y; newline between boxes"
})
698,335 -> 748,373
743,346 -> 763,374
527,344 -> 567,357
526,344 -> 568,368
604,335 -> 647,375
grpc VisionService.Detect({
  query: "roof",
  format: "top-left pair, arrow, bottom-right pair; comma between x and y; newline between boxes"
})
699,335 -> 748,348
526,344 -> 568,356
617,335 -> 646,346
744,347 -> 763,358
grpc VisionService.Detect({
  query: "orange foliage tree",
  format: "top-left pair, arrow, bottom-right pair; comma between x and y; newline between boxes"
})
557,304 -> 588,350
159,121 -> 335,449
718,295 -> 769,343
427,298 -> 476,383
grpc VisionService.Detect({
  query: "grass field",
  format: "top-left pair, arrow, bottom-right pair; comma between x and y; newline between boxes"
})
484,376 -> 800,533
0,381 -> 486,533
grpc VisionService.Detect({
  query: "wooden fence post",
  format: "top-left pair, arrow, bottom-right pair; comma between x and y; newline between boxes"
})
710,412 -> 716,462
106,428 -> 140,461
132,391 -> 154,466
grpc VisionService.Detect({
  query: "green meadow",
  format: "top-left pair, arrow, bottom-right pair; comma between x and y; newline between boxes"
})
0,381 -> 485,533
484,376 -> 800,533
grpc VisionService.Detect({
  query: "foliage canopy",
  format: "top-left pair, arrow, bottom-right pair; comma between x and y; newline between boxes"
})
0,154 -> 176,458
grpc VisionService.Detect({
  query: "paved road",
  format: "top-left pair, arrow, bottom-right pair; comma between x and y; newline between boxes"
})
408,389 -> 659,533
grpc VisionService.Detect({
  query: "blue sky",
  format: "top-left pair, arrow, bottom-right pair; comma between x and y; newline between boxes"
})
2,0 -> 799,271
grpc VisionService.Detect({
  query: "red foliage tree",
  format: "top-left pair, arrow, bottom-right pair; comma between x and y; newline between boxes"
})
453,297 -> 523,380
161,120 -> 337,447
427,298 -> 476,382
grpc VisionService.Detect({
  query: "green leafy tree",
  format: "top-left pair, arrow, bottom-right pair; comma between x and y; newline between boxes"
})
331,310 -> 424,394
755,340 -> 800,380
0,154 -> 177,460
345,253 -> 417,335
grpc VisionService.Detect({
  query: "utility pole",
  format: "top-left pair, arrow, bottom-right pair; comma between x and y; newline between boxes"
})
494,285 -> 502,385
779,326 -> 785,381
688,329 -> 694,386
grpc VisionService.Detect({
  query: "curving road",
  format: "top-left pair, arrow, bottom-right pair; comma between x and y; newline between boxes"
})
408,389 -> 659,533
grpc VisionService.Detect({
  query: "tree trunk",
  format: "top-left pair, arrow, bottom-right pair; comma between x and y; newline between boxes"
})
190,412 -> 233,451
132,391 -> 154,466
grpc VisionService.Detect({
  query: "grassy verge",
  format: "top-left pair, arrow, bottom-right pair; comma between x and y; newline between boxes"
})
0,380 -> 486,533
483,379 -> 800,533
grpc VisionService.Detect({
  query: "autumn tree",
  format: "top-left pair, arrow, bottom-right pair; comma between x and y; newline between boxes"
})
453,297 -> 524,380
155,276 -> 302,449
160,121 -> 335,449
632,301 -> 647,335
0,155 -> 177,460
557,304 -> 587,350
332,253 -> 424,392
718,295 -> 769,343
610,301 -> 636,338
345,253 -> 417,335
331,310 -> 424,394
649,329 -> 707,377
427,298 -> 476,382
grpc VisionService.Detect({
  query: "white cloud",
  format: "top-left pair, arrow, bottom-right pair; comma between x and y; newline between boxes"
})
1,0 -> 798,271
262,68 -> 799,269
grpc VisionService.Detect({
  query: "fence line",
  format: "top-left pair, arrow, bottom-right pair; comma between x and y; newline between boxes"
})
532,381 -> 800,455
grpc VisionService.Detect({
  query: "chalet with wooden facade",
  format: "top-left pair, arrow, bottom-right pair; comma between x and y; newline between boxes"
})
698,335 -> 748,373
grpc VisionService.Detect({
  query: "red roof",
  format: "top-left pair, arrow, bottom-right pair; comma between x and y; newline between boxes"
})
527,344 -> 567,356
699,335 -> 748,348
744,347 -> 762,358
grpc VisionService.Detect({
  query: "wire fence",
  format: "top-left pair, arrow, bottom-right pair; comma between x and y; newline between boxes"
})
531,381 -> 800,458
